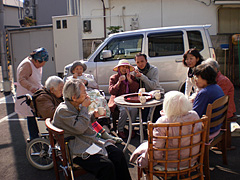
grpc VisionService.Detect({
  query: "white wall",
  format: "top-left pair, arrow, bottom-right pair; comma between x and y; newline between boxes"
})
80,0 -> 218,39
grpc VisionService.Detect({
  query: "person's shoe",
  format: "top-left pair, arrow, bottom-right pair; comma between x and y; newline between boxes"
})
27,138 -> 32,143
118,131 -> 127,139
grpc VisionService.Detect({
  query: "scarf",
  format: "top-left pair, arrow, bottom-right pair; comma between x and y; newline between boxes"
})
118,69 -> 129,93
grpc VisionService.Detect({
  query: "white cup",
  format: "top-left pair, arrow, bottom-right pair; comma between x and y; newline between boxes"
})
155,92 -> 161,100
98,107 -> 105,116
120,75 -> 126,80
140,88 -> 145,93
139,96 -> 146,104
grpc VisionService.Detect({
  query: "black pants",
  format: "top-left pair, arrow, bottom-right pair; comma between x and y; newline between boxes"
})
27,116 -> 39,140
142,104 -> 162,123
73,145 -> 132,180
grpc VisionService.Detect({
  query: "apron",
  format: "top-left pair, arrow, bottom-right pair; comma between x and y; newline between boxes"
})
15,57 -> 42,117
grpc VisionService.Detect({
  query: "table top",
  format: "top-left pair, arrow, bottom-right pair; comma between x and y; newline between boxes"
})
114,93 -> 163,108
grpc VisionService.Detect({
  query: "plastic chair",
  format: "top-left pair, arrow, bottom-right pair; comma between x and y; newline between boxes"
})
204,95 -> 229,180
138,116 -> 209,180
45,118 -> 88,180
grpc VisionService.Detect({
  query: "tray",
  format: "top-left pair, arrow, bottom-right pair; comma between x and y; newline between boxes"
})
124,93 -> 152,103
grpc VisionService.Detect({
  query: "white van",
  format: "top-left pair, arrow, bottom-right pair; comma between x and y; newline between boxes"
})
64,24 -> 215,96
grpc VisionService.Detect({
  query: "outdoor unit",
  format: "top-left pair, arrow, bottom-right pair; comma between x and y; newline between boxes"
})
23,0 -> 35,18
52,15 -> 83,74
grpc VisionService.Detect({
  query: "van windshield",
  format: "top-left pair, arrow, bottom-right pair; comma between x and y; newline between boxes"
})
94,35 -> 143,62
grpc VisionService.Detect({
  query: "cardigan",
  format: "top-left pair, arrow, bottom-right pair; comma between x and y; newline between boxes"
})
53,100 -> 108,157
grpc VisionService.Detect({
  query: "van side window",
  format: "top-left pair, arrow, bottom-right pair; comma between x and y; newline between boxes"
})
148,31 -> 184,57
95,35 -> 143,62
187,31 -> 204,52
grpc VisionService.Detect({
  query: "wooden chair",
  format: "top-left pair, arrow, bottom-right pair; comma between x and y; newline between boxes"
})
45,118 -> 87,180
138,116 -> 209,180
204,95 -> 229,180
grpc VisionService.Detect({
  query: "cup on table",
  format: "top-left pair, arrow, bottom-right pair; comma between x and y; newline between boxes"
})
155,90 -> 161,100
139,96 -> 146,104
98,107 -> 105,116
139,88 -> 145,93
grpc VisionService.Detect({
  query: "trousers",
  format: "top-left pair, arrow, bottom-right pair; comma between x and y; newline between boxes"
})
73,145 -> 132,180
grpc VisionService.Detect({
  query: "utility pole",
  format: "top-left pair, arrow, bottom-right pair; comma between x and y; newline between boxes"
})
0,0 -> 11,93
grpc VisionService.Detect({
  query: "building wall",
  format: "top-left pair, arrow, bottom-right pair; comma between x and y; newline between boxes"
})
35,0 -> 67,25
4,6 -> 21,28
80,0 -> 217,39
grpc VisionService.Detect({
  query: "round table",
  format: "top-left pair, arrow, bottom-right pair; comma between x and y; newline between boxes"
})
114,94 -> 163,152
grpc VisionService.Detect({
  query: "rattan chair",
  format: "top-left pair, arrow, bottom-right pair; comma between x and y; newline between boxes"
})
138,116 -> 209,180
204,95 -> 229,180
45,118 -> 88,180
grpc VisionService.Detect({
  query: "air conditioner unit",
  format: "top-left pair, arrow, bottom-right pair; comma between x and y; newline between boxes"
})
24,0 -> 33,8
23,0 -> 35,18
24,7 -> 34,18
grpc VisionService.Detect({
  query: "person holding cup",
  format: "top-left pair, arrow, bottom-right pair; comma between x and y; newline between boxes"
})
108,59 -> 139,139
53,79 -> 132,180
134,53 -> 164,122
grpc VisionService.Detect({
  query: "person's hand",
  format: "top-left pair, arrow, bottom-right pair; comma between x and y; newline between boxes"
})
82,79 -> 88,85
94,108 -> 106,118
30,87 -> 38,93
73,72 -> 78,79
119,75 -> 126,82
82,96 -> 91,107
135,69 -> 142,77
126,69 -> 132,83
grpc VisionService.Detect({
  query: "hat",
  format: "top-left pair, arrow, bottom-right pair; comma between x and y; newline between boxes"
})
113,59 -> 135,72
32,47 -> 49,62
70,60 -> 87,74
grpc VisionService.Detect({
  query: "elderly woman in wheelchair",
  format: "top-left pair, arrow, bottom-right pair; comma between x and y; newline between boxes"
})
53,79 -> 132,180
19,75 -> 121,170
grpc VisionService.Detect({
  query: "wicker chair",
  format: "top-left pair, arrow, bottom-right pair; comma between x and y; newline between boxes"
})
138,116 -> 209,180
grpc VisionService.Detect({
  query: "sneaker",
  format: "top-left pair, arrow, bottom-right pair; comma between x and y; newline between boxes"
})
118,131 -> 127,139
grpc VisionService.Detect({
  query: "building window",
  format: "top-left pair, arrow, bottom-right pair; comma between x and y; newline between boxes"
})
218,8 -> 240,34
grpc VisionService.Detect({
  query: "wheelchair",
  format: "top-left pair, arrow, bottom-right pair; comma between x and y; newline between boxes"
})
17,94 -> 54,170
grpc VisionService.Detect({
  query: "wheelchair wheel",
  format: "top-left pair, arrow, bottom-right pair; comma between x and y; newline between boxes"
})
26,138 -> 53,170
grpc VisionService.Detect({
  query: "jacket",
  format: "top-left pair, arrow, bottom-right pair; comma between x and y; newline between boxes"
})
53,100 -> 108,157
108,73 -> 139,112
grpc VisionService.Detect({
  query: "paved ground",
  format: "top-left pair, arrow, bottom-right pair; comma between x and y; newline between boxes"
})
0,66 -> 240,179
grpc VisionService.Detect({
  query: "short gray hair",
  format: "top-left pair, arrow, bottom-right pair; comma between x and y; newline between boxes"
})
203,58 -> 220,71
63,79 -> 83,101
45,76 -> 64,90
163,91 -> 192,122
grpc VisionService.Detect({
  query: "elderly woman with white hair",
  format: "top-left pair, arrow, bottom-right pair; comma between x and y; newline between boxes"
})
130,91 -> 202,168
27,75 -> 64,142
53,79 -> 132,180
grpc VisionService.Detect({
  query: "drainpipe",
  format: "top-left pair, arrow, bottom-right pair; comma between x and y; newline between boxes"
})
0,0 -> 11,92
101,0 -> 106,39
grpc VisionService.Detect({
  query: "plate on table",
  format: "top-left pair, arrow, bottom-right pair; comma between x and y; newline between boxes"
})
124,93 -> 152,103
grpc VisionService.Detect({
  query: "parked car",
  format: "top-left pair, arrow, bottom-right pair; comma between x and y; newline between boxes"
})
64,24 -> 216,96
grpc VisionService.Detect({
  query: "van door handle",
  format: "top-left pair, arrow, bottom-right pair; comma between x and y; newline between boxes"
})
175,59 -> 182,63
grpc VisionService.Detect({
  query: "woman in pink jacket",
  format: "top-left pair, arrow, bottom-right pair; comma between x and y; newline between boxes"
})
130,91 -> 202,168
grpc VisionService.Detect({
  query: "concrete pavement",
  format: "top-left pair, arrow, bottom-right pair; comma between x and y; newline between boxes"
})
0,86 -> 240,179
